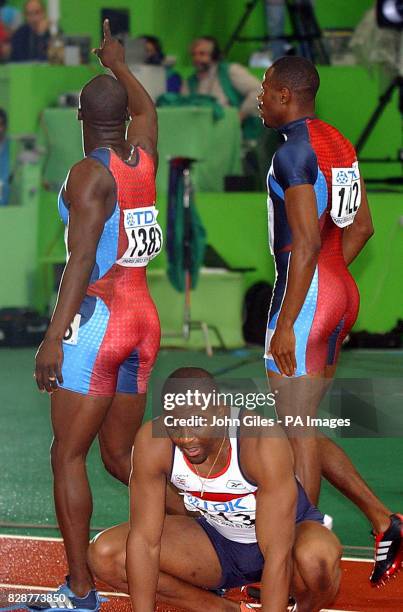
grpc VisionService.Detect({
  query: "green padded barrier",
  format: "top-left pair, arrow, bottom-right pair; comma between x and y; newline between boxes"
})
0,163 -> 41,307
148,269 -> 245,349
2,63 -> 400,186
34,188 -> 403,334
40,105 -> 242,194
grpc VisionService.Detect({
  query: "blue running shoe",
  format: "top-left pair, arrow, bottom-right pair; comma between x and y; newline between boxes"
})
28,579 -> 108,612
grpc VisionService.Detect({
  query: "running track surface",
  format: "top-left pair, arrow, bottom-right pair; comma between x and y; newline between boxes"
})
1,536 -> 403,612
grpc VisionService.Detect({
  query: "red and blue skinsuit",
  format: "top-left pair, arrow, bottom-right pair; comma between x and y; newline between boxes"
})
265,117 -> 361,376
58,147 -> 162,396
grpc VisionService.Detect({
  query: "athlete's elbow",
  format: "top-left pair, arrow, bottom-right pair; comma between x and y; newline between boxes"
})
68,249 -> 97,268
294,238 -> 321,261
365,222 -> 375,240
355,220 -> 374,241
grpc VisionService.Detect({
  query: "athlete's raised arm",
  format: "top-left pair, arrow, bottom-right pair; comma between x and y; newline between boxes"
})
270,181 -> 321,377
127,422 -> 170,612
242,432 -> 297,612
342,176 -> 374,265
35,159 -> 113,393
94,20 -> 158,167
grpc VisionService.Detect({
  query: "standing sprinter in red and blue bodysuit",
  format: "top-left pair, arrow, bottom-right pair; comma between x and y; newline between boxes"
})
258,56 -> 402,587
34,21 -> 161,611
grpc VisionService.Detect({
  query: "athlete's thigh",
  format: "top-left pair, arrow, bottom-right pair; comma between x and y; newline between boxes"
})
159,516 -> 223,588
94,516 -> 222,589
51,388 -> 112,451
267,370 -> 327,420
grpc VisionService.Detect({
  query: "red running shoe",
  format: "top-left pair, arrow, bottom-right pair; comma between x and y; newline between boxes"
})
370,514 -> 403,586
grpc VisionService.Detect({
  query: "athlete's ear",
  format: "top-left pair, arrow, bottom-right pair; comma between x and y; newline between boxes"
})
280,86 -> 291,105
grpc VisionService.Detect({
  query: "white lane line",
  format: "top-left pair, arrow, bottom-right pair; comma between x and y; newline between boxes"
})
0,535 -> 374,561
341,556 -> 372,563
0,535 -> 63,543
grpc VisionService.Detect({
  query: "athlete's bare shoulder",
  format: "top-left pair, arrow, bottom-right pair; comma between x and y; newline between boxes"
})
134,419 -> 173,476
67,157 -> 114,193
64,157 -> 115,211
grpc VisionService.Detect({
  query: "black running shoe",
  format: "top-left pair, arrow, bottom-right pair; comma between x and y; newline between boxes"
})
370,513 -> 403,586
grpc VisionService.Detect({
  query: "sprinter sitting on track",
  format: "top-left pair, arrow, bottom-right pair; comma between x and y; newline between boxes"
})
89,368 -> 341,612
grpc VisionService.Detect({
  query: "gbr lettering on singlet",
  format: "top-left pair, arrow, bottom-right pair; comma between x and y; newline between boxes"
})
331,161 -> 361,228
117,206 -> 163,267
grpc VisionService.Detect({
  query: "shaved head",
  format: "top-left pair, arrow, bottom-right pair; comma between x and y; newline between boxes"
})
270,56 -> 320,104
80,75 -> 128,124
162,367 -> 219,403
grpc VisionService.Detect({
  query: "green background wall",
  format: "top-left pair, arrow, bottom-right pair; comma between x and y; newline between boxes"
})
2,0 -> 402,334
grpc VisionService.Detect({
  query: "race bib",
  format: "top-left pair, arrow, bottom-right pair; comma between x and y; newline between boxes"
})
63,314 -> 81,346
331,162 -> 361,228
183,492 -> 256,531
117,206 -> 163,267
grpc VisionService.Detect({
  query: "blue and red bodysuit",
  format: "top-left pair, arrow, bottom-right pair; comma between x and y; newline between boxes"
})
265,117 -> 361,376
58,147 -> 162,396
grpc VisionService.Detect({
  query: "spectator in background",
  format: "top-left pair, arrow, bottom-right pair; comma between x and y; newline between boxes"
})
0,0 -> 22,33
182,36 -> 261,124
265,0 -> 317,60
0,108 -> 10,206
142,35 -> 182,93
265,0 -> 289,60
10,0 -> 50,62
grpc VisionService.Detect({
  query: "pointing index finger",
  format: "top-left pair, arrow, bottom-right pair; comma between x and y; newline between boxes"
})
103,18 -> 112,41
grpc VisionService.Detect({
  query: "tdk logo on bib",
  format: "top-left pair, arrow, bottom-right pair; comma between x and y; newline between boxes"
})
185,494 -> 248,513
124,207 -> 156,228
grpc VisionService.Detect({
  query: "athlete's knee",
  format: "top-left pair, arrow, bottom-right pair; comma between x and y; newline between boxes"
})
88,531 -> 124,588
50,438 -> 87,471
295,543 -> 341,595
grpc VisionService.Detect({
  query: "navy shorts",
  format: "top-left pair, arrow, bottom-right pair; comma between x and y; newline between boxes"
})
197,482 -> 324,590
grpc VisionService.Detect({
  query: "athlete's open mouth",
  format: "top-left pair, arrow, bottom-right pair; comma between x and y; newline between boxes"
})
182,446 -> 201,458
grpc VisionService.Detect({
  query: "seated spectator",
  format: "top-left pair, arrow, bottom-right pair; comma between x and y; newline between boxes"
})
141,35 -> 182,93
10,0 -> 50,62
0,0 -> 22,33
181,37 -> 261,126
0,108 -> 10,206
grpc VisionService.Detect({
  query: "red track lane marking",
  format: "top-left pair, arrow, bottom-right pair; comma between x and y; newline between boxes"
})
1,535 -> 403,611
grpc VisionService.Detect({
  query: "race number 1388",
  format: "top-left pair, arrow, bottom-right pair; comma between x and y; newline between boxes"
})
331,162 -> 361,228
